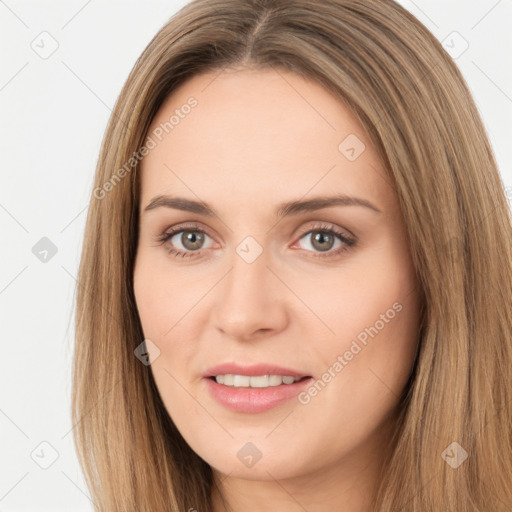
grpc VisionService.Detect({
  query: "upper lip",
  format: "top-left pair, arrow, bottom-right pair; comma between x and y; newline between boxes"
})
204,363 -> 312,379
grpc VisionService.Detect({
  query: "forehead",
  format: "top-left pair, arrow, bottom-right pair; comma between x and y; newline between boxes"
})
139,68 -> 391,213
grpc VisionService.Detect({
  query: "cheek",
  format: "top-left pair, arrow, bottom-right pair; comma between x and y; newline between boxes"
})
295,240 -> 420,403
296,243 -> 417,347
133,259 -> 205,421
133,265 -> 165,342
133,254 -> 205,341
133,254 -> 212,387
287,259 -> 419,465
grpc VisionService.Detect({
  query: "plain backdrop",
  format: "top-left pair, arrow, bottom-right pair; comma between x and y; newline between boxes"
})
1,0 -> 511,510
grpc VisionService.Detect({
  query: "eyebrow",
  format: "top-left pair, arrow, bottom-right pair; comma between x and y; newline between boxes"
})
143,194 -> 382,217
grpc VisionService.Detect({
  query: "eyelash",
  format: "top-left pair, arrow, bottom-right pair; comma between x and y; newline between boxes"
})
156,222 -> 356,260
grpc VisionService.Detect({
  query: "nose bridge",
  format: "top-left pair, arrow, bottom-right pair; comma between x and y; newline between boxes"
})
213,241 -> 287,339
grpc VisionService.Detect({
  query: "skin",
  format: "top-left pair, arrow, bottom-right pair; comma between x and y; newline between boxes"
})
133,67 -> 422,512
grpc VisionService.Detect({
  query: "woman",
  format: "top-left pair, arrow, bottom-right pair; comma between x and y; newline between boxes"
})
72,0 -> 512,510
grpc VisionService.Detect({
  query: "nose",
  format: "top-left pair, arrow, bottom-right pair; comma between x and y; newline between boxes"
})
213,247 -> 289,341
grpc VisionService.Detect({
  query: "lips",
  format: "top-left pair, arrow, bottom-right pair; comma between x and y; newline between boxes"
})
204,372 -> 314,413
203,362 -> 312,379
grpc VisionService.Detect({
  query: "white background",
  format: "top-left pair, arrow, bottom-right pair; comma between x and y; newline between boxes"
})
1,0 -> 511,510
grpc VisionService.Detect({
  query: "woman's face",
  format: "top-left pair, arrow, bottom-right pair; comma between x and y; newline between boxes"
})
133,67 -> 421,485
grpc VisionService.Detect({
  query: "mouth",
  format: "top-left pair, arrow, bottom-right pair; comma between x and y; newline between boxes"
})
207,374 -> 312,388
203,372 -> 314,413
202,363 -> 313,412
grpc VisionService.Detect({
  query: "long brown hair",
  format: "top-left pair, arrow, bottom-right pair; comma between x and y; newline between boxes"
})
72,0 -> 512,510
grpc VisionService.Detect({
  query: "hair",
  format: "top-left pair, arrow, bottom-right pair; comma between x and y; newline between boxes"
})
72,0 -> 512,510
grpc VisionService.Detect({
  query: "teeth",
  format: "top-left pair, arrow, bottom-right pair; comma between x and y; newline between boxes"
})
214,374 -> 303,388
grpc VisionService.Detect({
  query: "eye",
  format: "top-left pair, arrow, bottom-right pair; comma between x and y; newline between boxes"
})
156,223 -> 214,259
293,223 -> 356,259
156,222 -> 356,260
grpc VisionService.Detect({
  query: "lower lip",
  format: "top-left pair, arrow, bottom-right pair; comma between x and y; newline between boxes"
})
204,376 -> 313,413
